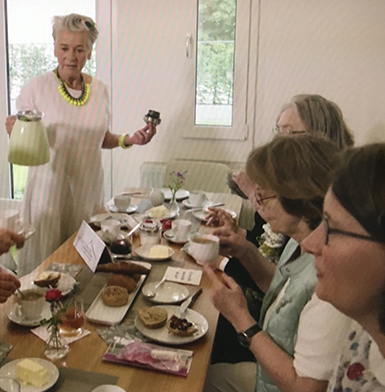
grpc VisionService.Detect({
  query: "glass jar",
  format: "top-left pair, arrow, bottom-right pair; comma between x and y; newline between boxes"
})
143,110 -> 161,125
139,220 -> 161,246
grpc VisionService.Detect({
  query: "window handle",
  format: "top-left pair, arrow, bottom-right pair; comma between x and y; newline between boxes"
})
186,33 -> 192,58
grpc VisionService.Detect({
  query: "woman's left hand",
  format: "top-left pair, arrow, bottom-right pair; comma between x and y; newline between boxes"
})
204,265 -> 254,331
128,123 -> 157,145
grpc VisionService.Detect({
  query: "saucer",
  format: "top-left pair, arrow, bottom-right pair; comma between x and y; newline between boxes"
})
106,200 -> 138,214
182,199 -> 208,209
142,282 -> 189,304
7,302 -> 51,327
163,230 -> 190,244
193,208 -> 237,221
90,213 -> 130,228
161,188 -> 190,201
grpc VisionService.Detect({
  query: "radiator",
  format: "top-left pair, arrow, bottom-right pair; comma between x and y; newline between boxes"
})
140,162 -> 167,188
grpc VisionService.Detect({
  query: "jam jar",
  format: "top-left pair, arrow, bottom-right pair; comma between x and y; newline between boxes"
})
144,110 -> 161,125
139,220 -> 161,246
110,234 -> 132,255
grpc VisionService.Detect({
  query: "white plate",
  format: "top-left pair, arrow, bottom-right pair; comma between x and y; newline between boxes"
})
144,207 -> 178,220
86,261 -> 151,325
19,273 -> 76,297
106,200 -> 138,214
142,282 -> 189,304
193,208 -> 237,222
7,302 -> 51,327
135,245 -> 174,261
0,358 -> 59,392
135,305 -> 208,345
163,230 -> 190,244
92,386 -> 126,392
161,188 -> 190,201
89,213 -> 130,228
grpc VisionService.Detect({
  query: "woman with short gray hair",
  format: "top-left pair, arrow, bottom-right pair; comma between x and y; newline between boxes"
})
5,13 -> 158,276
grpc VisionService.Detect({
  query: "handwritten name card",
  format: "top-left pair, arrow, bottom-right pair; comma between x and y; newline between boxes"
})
165,267 -> 202,286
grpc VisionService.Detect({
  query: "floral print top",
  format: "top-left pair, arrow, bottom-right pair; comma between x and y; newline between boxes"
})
328,324 -> 385,392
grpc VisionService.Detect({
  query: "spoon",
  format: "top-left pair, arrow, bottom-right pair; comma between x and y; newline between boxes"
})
145,275 -> 167,298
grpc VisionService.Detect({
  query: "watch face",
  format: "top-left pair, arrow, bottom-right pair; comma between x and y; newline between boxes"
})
237,331 -> 250,348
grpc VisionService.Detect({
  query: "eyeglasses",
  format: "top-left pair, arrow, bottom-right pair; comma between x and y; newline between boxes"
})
254,190 -> 277,207
272,126 -> 307,136
323,214 -> 381,245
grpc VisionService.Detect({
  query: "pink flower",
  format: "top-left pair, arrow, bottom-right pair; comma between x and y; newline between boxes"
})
45,289 -> 62,302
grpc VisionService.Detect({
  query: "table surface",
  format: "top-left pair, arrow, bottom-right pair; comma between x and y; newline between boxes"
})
0,190 -> 243,392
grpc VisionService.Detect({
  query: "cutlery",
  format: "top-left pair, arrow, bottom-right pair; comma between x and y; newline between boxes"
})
145,275 -> 167,298
120,191 -> 142,196
179,288 -> 203,316
126,222 -> 141,237
190,202 -> 224,212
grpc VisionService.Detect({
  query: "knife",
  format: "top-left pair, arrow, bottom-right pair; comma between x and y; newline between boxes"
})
179,288 -> 203,316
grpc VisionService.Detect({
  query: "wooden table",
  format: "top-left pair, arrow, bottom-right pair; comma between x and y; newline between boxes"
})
0,191 -> 243,391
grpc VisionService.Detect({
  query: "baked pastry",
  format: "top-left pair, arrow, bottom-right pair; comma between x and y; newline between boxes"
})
139,307 -> 168,329
96,261 -> 150,276
101,285 -> 128,307
33,271 -> 61,288
167,315 -> 198,336
106,274 -> 137,293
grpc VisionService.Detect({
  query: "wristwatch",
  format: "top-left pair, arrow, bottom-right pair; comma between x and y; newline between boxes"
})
237,323 -> 262,348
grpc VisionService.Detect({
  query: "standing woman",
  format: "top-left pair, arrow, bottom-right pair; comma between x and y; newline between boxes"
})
5,14 -> 157,276
302,143 -> 385,391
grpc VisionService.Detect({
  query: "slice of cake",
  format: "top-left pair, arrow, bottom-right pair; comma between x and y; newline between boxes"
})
16,358 -> 48,387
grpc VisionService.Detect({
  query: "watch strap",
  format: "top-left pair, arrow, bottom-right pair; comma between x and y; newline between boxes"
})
238,322 -> 262,347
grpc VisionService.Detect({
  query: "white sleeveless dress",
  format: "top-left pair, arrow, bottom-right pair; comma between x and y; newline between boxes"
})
16,72 -> 110,276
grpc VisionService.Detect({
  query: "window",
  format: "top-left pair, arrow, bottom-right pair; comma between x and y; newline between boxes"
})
5,0 -> 96,199
185,0 -> 250,140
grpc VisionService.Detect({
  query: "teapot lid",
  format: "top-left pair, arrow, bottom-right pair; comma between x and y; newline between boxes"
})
17,110 -> 43,122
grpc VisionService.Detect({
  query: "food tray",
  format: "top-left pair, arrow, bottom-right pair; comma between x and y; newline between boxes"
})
86,261 -> 152,325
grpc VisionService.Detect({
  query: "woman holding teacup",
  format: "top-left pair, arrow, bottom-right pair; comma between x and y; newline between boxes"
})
204,135 -> 352,392
301,143 -> 385,390
5,14 -> 158,276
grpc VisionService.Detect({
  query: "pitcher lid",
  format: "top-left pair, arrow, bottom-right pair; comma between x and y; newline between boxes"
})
17,110 -> 43,122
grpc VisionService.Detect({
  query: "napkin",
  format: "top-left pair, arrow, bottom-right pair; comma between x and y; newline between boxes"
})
31,325 -> 91,344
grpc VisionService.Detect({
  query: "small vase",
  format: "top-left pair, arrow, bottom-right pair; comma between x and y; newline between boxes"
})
44,325 -> 69,360
168,194 -> 179,214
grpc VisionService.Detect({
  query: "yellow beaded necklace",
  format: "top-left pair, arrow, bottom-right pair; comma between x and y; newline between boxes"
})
54,69 -> 90,106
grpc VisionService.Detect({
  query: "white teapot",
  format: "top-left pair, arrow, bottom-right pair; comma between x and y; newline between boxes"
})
8,110 -> 50,166
149,188 -> 165,206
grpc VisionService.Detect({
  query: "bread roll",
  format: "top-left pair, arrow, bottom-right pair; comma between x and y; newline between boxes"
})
139,307 -> 168,329
34,272 -> 61,288
101,285 -> 128,307
106,274 -> 136,293
96,261 -> 150,276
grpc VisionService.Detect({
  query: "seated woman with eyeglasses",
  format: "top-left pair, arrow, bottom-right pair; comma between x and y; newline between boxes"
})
210,94 -> 354,365
204,135 -> 352,392
302,143 -> 385,391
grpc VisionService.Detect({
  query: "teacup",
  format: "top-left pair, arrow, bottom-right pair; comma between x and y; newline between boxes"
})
188,234 -> 219,265
172,219 -> 191,241
15,288 -> 45,320
188,191 -> 207,207
114,194 -> 131,211
101,219 -> 121,242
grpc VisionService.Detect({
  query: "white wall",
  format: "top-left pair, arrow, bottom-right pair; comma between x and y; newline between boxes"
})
101,0 -> 385,198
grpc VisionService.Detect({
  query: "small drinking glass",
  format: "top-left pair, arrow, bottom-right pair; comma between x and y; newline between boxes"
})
59,296 -> 85,337
0,377 -> 21,392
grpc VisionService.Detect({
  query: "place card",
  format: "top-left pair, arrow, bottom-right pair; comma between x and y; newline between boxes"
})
164,267 -> 202,286
73,221 -> 110,272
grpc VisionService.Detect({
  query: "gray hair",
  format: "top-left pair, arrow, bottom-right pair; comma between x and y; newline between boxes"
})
277,94 -> 354,149
52,13 -> 99,52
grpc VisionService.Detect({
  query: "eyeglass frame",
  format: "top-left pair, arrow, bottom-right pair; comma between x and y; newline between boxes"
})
322,213 -> 382,245
253,189 -> 277,207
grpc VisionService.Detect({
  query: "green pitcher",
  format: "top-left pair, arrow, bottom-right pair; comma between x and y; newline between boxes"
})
8,110 -> 50,166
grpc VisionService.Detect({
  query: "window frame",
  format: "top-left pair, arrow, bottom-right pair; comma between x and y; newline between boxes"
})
184,0 -> 251,141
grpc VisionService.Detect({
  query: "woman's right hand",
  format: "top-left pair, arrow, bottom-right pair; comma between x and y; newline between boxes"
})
5,115 -> 16,135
